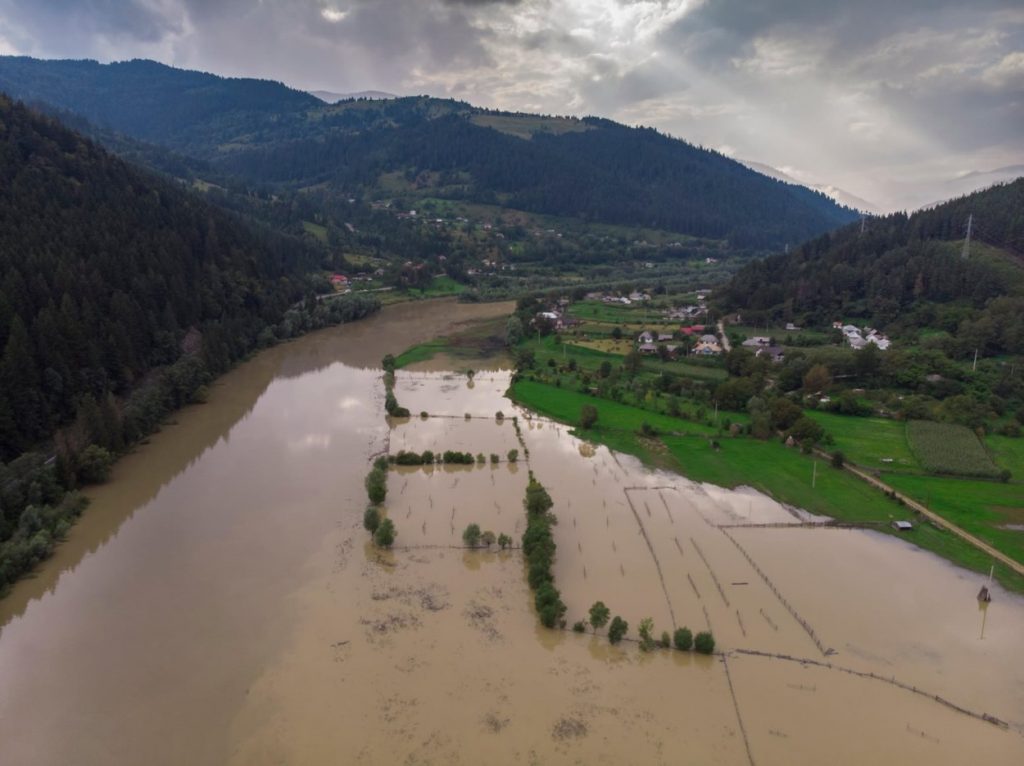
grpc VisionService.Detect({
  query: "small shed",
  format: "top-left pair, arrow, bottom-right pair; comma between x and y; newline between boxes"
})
891,520 -> 913,531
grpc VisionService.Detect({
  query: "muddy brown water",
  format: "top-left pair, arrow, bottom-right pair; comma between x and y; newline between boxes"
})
1,297 -> 1022,765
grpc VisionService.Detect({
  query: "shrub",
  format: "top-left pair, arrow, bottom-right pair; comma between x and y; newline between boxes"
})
497,533 -> 512,549
660,631 -> 671,649
374,518 -> 396,548
420,411 -> 429,419
373,456 -> 389,472
673,627 -> 693,651
535,582 -> 566,628
573,620 -> 586,633
462,523 -> 482,547
524,479 -> 554,515
476,453 -> 486,464
394,450 -> 424,465
421,450 -> 434,464
490,453 -> 500,464
480,530 -> 496,547
495,411 -> 505,421
363,506 -> 381,533
607,616 -> 628,644
694,631 -> 715,654
589,601 -> 610,633
831,450 -> 845,469
507,449 -> 519,463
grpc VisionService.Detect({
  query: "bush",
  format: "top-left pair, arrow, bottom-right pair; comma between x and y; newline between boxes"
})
394,450 -> 424,465
374,518 -> 396,548
495,411 -> 505,421
363,506 -> 381,533
481,530 -> 496,547
490,453 -> 500,464
373,456 -> 389,472
607,616 -> 628,644
831,450 -> 845,469
573,620 -> 586,633
507,449 -> 519,463
534,582 -> 566,628
421,450 -> 434,464
524,479 -> 554,515
660,631 -> 671,649
462,523 -> 482,547
497,533 -> 512,549
673,627 -> 693,651
694,631 -> 715,654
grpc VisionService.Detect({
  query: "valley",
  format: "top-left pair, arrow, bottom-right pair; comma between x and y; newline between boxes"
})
2,299 -> 1021,765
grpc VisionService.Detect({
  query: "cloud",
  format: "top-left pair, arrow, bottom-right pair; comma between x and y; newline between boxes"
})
0,0 -> 1020,210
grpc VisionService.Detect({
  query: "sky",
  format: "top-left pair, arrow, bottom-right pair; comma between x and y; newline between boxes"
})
0,0 -> 1021,211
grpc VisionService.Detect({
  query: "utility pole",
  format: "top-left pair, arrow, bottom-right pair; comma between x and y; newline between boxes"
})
812,460 -> 817,489
860,217 -> 866,236
962,213 -> 973,260
972,348 -> 979,372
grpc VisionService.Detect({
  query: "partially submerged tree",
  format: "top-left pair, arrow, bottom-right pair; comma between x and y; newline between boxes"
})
588,601 -> 610,634
363,506 -> 381,534
673,627 -> 693,651
607,616 -> 628,644
462,523 -> 482,547
694,631 -> 715,655
374,518 -> 396,548
638,617 -> 656,652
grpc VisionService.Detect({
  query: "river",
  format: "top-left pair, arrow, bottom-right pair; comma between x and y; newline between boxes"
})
1,297 -> 1021,765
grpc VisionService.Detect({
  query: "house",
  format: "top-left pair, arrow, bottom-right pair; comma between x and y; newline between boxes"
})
628,291 -> 651,302
742,336 -> 771,348
657,333 -> 674,342
638,342 -> 659,354
330,274 -> 349,290
679,324 -> 706,336
891,521 -> 913,531
848,336 -> 867,350
699,334 -> 719,345
756,345 -> 785,363
637,331 -> 655,344
692,340 -> 722,356
785,323 -> 800,331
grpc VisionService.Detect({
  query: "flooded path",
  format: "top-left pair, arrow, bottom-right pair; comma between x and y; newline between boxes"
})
1,296 -> 1022,765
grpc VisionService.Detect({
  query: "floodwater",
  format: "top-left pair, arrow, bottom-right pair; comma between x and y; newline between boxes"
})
1,296 -> 1022,765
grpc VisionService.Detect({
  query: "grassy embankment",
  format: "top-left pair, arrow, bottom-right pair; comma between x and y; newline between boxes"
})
394,315 -> 511,370
510,378 -> 1024,593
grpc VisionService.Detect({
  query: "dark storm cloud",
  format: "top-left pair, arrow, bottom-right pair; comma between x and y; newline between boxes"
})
0,0 -> 1020,209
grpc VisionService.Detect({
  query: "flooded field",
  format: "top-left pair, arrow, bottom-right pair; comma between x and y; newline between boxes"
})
1,297 -> 1022,765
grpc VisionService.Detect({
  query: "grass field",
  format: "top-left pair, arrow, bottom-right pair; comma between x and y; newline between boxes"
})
403,275 -> 467,298
394,315 -> 510,370
567,301 -> 669,325
987,434 -> 1024,476
907,420 -> 1002,478
511,379 -> 722,437
394,339 -> 450,368
884,473 -> 1024,567
807,412 -> 921,473
302,220 -> 328,243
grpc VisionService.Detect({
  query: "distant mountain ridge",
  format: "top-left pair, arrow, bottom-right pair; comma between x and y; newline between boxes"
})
0,55 -> 860,249
310,89 -> 397,102
740,159 -> 882,215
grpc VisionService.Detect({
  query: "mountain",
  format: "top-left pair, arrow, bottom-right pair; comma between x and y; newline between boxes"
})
310,89 -> 397,103
0,92 -> 378,463
718,179 -> 1024,356
740,159 -> 882,215
913,165 -> 1024,211
0,56 -> 859,250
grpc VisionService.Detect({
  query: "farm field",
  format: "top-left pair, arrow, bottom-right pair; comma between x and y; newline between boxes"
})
907,420 -> 1002,478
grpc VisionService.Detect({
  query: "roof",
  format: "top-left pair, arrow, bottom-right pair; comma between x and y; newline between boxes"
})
892,520 -> 913,530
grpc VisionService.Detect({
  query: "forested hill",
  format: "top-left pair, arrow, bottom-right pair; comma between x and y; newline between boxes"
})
0,56 -> 859,249
718,179 -> 1024,356
0,93 -> 360,463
